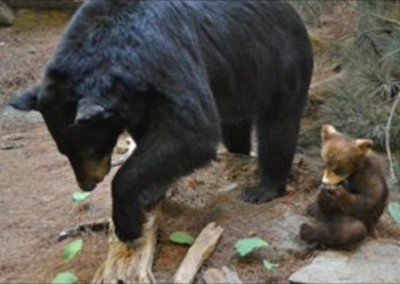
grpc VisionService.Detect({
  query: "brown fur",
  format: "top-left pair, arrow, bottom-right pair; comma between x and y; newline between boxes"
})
300,125 -> 389,249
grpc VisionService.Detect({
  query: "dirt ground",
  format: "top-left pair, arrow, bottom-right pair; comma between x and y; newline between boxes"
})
1,8 -> 400,284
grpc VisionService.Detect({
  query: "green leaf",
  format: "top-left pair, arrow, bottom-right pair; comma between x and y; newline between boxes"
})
388,202 -> 400,225
169,231 -> 194,246
62,239 -> 83,261
52,272 -> 77,284
263,259 -> 279,271
234,238 -> 269,257
71,191 -> 91,202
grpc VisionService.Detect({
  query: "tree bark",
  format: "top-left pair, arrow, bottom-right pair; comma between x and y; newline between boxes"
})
5,0 -> 82,11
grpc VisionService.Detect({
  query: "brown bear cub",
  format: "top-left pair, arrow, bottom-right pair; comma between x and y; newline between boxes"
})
300,124 -> 389,249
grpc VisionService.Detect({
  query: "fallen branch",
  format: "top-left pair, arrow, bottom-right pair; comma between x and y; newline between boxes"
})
173,222 -> 224,284
385,92 -> 400,184
92,213 -> 158,284
203,266 -> 242,284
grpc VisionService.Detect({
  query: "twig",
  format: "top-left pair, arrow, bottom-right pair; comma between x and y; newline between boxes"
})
58,218 -> 110,241
385,92 -> 400,184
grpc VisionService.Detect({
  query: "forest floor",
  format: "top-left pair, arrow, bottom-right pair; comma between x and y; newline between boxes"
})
1,8 -> 400,284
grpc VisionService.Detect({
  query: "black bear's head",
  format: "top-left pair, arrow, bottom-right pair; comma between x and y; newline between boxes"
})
9,69 -> 124,191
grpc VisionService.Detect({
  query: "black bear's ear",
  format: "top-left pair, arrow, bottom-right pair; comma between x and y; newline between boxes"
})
74,97 -> 113,126
9,86 -> 40,111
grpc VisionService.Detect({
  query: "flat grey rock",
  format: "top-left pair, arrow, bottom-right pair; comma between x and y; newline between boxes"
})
269,208 -> 309,252
0,0 -> 14,26
289,241 -> 400,284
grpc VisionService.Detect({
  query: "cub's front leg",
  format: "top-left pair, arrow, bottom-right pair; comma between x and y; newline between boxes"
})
317,184 -> 352,214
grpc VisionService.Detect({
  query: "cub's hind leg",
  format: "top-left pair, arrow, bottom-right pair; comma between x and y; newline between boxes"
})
300,217 -> 367,249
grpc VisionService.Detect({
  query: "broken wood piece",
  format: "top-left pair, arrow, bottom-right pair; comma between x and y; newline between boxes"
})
203,266 -> 242,284
173,222 -> 224,284
92,214 -> 158,284
58,218 -> 110,241
112,137 -> 136,167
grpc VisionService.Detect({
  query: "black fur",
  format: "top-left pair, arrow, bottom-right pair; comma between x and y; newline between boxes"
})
10,0 -> 313,242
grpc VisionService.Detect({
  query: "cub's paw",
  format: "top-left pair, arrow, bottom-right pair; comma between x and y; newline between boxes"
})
306,203 -> 320,217
321,184 -> 346,196
331,186 -> 347,198
319,188 -> 340,206
242,185 -> 285,203
300,223 -> 317,241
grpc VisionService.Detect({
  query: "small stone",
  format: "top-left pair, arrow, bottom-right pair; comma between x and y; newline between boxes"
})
264,207 -> 309,253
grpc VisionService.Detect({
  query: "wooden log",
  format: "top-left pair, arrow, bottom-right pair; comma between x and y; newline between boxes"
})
173,222 -> 224,284
203,266 -> 242,284
92,214 -> 158,284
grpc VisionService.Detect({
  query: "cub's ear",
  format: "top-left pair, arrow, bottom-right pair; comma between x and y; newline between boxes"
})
321,124 -> 337,142
355,139 -> 373,154
74,97 -> 113,126
9,86 -> 40,111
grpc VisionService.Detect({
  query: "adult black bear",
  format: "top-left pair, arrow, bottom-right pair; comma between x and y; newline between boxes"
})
10,0 -> 313,242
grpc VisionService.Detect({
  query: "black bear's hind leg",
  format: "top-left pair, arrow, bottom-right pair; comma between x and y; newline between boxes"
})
243,110 -> 300,203
222,121 -> 252,155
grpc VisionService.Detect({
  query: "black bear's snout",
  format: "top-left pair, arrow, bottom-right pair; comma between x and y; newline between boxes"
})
78,179 -> 99,191
71,155 -> 111,191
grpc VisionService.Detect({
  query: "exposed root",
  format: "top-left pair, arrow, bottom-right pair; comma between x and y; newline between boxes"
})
92,214 -> 158,284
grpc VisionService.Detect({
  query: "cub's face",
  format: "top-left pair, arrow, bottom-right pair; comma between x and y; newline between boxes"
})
320,125 -> 373,185
9,79 -> 123,191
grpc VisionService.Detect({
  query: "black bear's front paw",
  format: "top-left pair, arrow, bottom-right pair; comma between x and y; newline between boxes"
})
242,185 -> 285,203
114,223 -> 143,243
300,223 -> 317,241
112,207 -> 145,243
